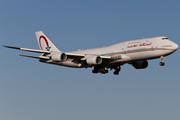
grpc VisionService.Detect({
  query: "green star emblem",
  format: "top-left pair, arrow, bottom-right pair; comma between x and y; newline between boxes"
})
46,45 -> 51,51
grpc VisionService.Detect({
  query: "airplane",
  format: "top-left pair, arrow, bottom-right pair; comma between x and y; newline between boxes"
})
3,31 -> 179,75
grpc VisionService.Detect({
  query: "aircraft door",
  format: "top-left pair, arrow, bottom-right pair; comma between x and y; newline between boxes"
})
122,43 -> 127,54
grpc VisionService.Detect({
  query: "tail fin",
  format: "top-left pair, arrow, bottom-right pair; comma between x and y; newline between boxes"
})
35,31 -> 60,52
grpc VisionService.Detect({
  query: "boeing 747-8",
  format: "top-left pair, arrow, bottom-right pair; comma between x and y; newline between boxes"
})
4,31 -> 178,75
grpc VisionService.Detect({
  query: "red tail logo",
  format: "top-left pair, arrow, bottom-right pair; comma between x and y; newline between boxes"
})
39,36 -> 51,51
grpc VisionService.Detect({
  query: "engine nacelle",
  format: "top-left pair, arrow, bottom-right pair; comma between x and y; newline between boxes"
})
132,60 -> 148,69
51,52 -> 67,62
86,56 -> 102,65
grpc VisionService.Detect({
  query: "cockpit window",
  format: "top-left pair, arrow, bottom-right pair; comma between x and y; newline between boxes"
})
162,38 -> 169,40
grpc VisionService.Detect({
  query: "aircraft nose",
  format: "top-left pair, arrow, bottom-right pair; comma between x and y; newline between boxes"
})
174,43 -> 179,50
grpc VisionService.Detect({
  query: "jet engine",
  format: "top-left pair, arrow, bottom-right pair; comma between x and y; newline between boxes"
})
132,60 -> 148,69
86,56 -> 102,65
51,52 -> 67,61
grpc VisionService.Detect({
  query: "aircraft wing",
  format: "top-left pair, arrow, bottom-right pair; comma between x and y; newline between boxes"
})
3,45 -> 51,54
4,45 -> 131,64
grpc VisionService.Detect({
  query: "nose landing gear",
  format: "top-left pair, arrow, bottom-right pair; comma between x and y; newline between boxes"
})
159,56 -> 165,66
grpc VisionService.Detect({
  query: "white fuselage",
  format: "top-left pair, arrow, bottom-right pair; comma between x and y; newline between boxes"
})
47,36 -> 178,68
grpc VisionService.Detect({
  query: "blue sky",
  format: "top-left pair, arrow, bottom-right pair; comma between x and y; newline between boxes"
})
1,0 -> 180,120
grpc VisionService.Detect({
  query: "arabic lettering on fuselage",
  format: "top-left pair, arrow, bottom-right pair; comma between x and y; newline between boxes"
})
127,42 -> 152,48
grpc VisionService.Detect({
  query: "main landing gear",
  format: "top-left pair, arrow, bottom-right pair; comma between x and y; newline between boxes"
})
92,65 -> 121,75
92,66 -> 109,74
92,69 -> 109,74
159,56 -> 165,66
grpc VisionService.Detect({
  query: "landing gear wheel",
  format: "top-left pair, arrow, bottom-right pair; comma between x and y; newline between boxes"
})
101,71 -> 106,74
159,62 -> 165,66
105,70 -> 109,73
113,65 -> 121,75
92,70 -> 98,73
100,70 -> 109,74
113,71 -> 119,75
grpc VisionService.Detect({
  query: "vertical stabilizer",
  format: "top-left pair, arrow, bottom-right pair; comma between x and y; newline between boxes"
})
35,31 -> 60,52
